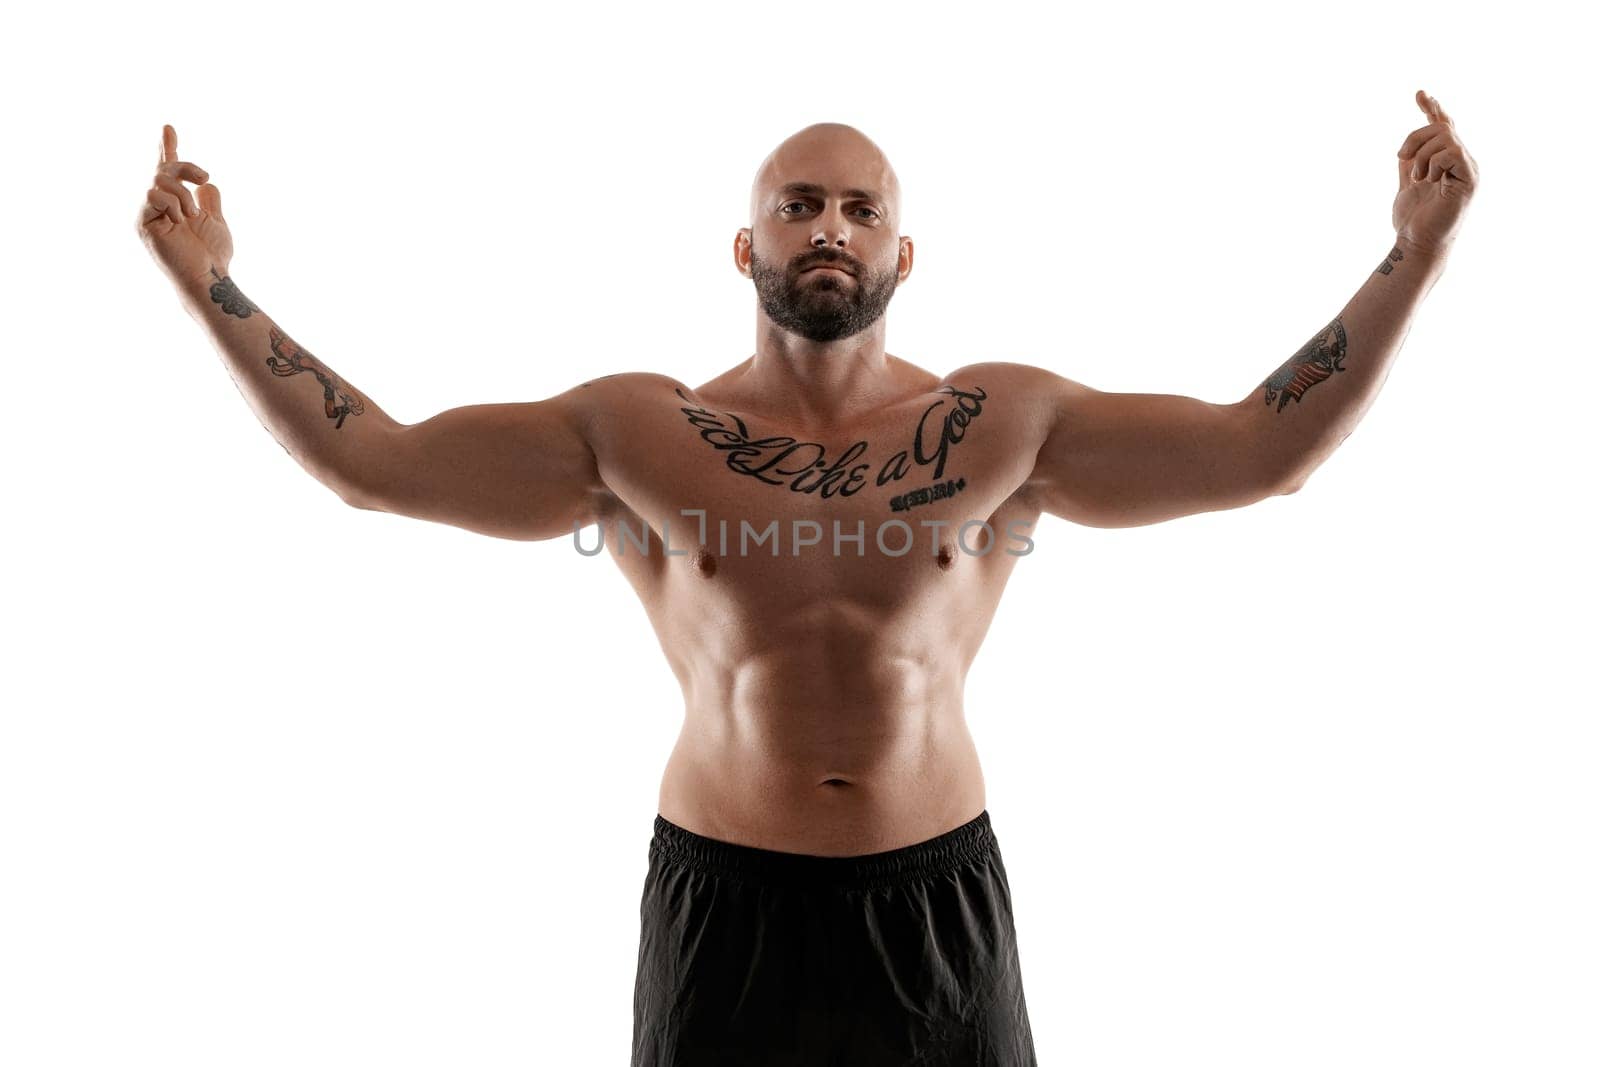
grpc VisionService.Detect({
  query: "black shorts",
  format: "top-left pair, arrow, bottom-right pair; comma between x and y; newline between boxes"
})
631,810 -> 1037,1066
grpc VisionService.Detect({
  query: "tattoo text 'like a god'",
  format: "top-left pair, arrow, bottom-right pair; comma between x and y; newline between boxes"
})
675,385 -> 989,500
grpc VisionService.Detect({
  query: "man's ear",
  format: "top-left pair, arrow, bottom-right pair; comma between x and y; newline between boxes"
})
898,235 -> 915,283
733,228 -> 753,277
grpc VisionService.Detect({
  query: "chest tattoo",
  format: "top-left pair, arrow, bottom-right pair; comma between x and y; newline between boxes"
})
674,385 -> 988,502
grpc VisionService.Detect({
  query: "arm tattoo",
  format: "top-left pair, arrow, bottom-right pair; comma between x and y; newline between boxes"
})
1261,318 -> 1348,412
265,327 -> 365,429
207,267 -> 260,319
1374,245 -> 1404,275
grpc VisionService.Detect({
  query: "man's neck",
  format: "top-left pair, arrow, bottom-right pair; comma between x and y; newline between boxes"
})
743,318 -> 898,427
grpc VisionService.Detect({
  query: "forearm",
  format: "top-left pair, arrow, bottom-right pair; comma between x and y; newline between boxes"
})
177,265 -> 400,504
1246,236 -> 1448,492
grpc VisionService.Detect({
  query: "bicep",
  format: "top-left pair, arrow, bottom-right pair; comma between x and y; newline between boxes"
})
357,386 -> 607,542
1025,380 -> 1283,528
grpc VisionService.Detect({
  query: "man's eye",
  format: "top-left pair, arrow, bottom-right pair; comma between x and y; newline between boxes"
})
779,202 -> 879,219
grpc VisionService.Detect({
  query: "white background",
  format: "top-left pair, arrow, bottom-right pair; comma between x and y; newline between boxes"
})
3,1 -> 1595,1064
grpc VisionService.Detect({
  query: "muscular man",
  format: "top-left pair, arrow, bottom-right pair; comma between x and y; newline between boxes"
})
137,92 -> 1477,1065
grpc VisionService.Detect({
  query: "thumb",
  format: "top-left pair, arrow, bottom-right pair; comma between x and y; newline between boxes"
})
197,182 -> 225,221
1395,153 -> 1421,191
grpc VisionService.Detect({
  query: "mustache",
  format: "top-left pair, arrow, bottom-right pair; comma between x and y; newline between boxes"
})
795,254 -> 860,276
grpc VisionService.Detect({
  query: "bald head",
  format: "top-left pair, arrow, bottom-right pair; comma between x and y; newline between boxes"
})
747,122 -> 903,230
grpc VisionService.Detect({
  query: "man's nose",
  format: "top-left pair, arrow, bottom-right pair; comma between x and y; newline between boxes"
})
811,211 -> 850,248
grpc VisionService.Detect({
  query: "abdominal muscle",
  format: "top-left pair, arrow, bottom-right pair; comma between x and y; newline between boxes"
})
655,640 -> 988,857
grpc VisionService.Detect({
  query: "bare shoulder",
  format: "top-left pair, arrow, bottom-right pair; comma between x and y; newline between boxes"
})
573,371 -> 698,402
557,372 -> 703,470
941,359 -> 1083,389
938,360 -> 1089,435
562,371 -> 699,424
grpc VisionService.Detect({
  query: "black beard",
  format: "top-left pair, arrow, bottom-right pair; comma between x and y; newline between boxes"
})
749,249 -> 899,343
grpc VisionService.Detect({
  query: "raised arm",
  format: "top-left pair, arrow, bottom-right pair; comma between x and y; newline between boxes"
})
137,124 -> 608,542
1022,90 -> 1477,529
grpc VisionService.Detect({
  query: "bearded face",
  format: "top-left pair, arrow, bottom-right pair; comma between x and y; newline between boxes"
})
748,246 -> 901,344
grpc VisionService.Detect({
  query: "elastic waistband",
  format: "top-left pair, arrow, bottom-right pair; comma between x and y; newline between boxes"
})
649,810 -> 997,890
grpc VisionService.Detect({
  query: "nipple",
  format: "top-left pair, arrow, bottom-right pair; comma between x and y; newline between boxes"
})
693,548 -> 718,578
936,543 -> 955,570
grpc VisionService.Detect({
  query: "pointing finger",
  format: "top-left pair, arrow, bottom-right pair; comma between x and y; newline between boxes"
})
162,124 -> 178,164
1415,89 -> 1454,129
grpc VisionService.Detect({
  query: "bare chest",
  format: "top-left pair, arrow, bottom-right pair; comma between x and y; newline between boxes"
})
585,377 -> 1042,610
606,381 -> 1033,529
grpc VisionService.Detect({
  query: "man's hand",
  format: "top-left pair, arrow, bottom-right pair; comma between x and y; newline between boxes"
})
136,124 -> 234,289
1393,89 -> 1479,256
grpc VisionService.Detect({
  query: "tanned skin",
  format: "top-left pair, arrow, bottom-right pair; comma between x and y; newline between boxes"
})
137,93 -> 1477,856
